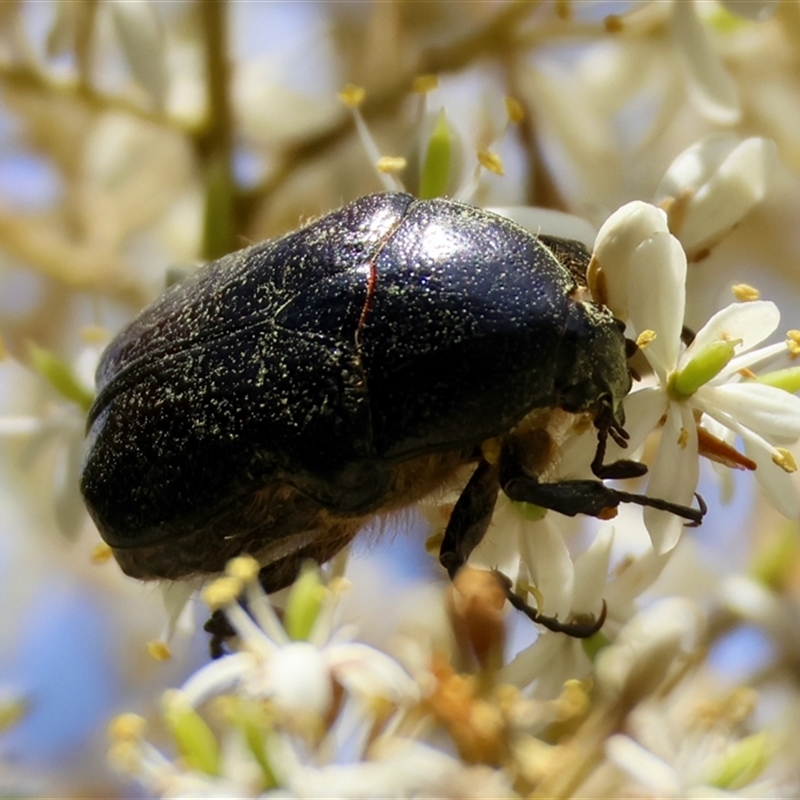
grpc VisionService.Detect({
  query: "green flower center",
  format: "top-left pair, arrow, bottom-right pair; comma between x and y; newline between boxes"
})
668,338 -> 740,400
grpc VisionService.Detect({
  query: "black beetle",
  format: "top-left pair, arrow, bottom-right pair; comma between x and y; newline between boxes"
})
81,193 -> 702,636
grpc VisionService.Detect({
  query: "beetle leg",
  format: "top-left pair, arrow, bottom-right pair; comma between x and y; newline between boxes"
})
593,459 -> 649,480
501,435 -> 705,524
439,459 -> 500,580
495,570 -> 607,638
204,610 -> 237,659
440,460 -> 605,639
501,470 -> 705,525
590,425 -> 648,480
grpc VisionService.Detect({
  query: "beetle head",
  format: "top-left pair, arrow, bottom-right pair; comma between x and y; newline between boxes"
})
555,302 -> 631,434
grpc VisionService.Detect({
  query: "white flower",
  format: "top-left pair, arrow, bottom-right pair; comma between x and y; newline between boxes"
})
267,735 -> 516,799
109,560 -> 520,799
602,679 -> 785,799
593,200 -> 800,552
596,597 -> 704,703
498,521 -> 615,697
0,341 -> 101,540
183,562 -> 418,729
654,133 -> 777,258
670,0 -> 741,125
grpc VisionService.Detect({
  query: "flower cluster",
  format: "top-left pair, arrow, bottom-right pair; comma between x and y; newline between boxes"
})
3,1 -> 800,796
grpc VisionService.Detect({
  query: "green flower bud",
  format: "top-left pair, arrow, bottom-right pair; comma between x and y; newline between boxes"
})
754,366 -> 800,394
707,731 -> 770,790
669,338 -> 739,399
162,690 -> 220,776
514,501 -> 548,521
419,109 -> 452,200
28,343 -> 94,411
285,562 -> 327,641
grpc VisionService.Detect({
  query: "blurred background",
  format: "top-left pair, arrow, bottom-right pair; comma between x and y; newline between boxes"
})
1,0 -> 800,795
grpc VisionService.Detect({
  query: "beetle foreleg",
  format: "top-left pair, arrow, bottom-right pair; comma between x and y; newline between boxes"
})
439,459 -> 500,580
590,425 -> 648,480
501,472 -> 705,525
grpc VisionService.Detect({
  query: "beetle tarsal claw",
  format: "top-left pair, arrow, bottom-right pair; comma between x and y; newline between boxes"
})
493,571 -> 607,639
611,487 -> 707,526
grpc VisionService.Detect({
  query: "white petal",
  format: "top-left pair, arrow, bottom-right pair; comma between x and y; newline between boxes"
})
554,425 -> 597,480
519,517 -> 574,619
489,206 -> 597,249
655,136 -> 776,253
109,0 -> 169,108
693,398 -> 799,516
592,201 -> 669,320
605,734 -> 682,797
670,0 -> 741,125
627,231 -> 687,379
657,134 -> 749,200
723,340 -> 790,377
499,626 -> 568,689
326,643 -> 419,703
180,652 -> 254,706
0,415 -> 44,435
604,547 -> 671,617
290,738 -> 514,799
160,580 -> 199,641
644,404 -> 698,554
698,383 -> 800,441
596,597 -> 703,699
744,439 -> 800,519
685,301 -> 780,366
269,642 -> 333,716
571,525 -> 614,613
607,386 -> 670,460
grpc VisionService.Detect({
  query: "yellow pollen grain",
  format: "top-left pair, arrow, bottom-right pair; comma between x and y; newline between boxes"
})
772,448 -> 797,473
412,74 -> 438,93
505,96 -> 525,124
636,330 -> 657,349
477,149 -> 504,176
90,542 -> 113,563
147,640 -> 172,661
109,713 -> 147,741
337,84 -> 365,108
376,156 -> 407,174
108,740 -> 142,774
555,679 -> 591,721
604,13 -> 624,32
226,555 -> 260,583
732,283 -> 760,301
738,367 -> 757,379
202,576 -> 243,610
786,330 -> 800,356
81,324 -> 109,344
678,427 -> 689,448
